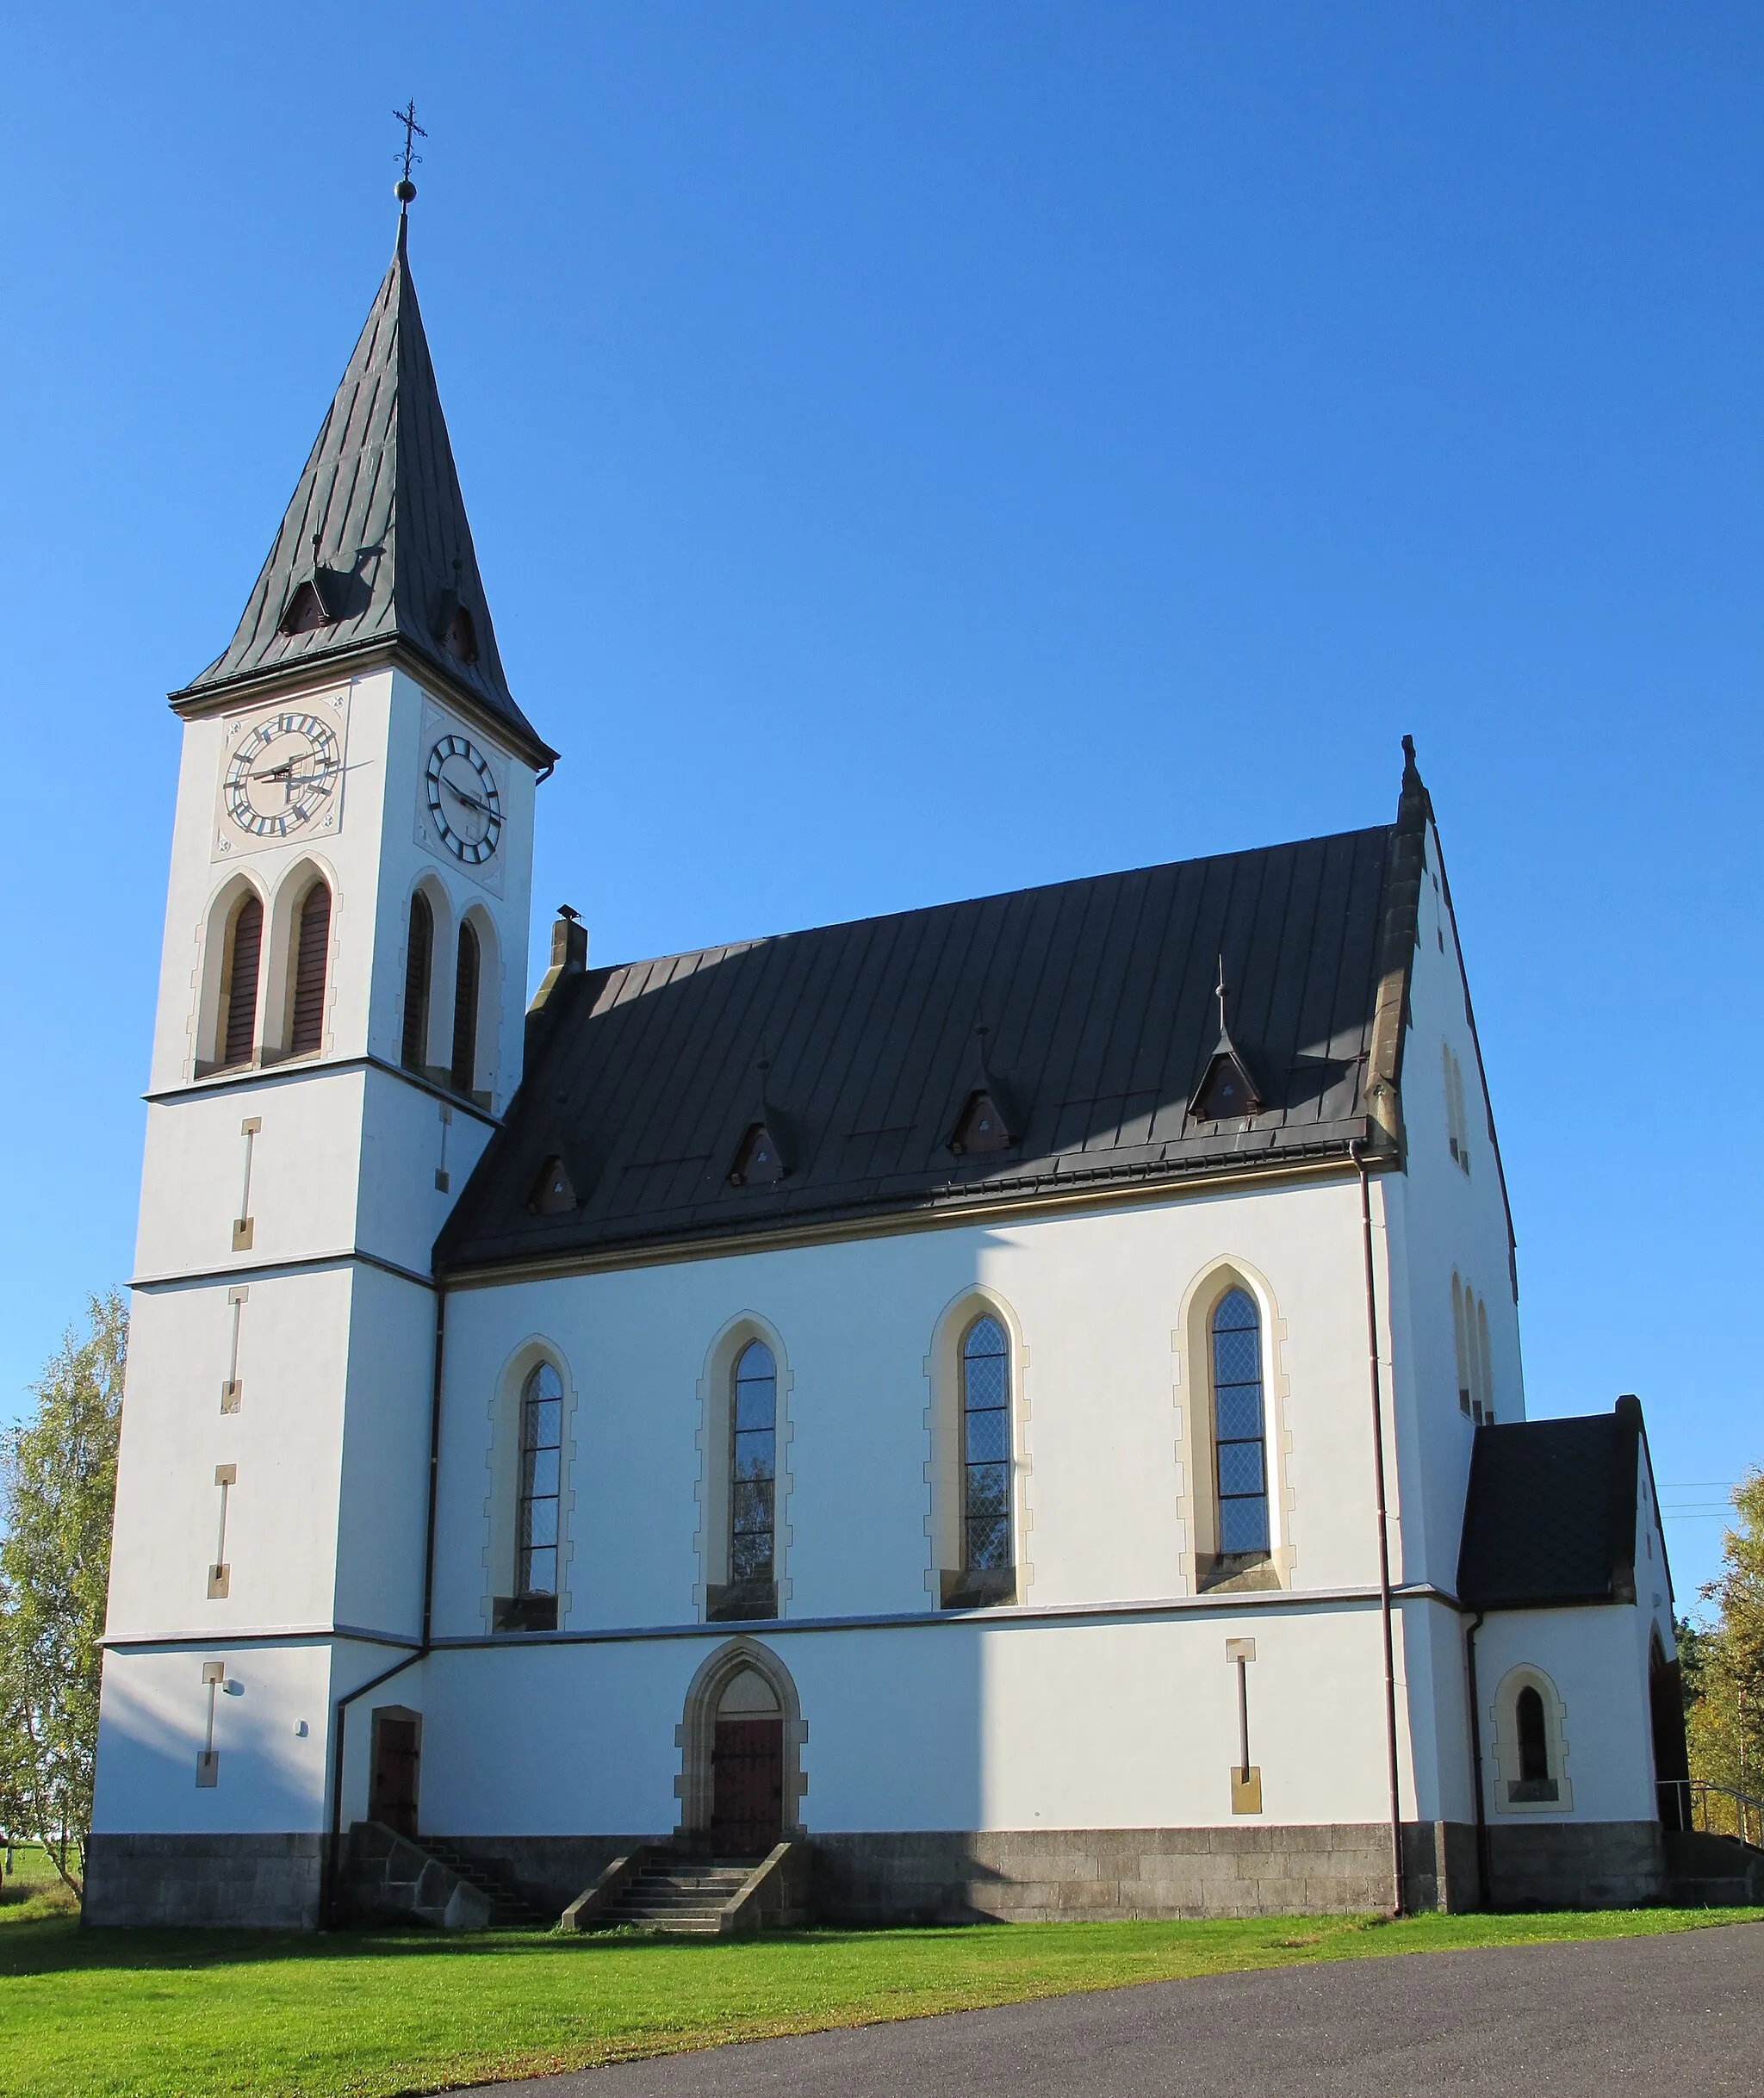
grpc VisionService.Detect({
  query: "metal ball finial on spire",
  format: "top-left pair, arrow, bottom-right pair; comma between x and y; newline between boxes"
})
394,99 -> 426,209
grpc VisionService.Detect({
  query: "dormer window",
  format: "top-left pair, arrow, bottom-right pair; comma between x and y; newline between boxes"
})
440,602 -> 479,663
950,1090 -> 1012,1156
730,1123 -> 786,1187
1191,1051 -> 1261,1124
528,1156 -> 577,1215
278,580 -> 332,636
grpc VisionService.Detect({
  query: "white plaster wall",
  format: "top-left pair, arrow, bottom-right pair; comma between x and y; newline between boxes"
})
90,1643 -> 335,1834
432,1176 -> 1395,1644
1473,1605 -> 1659,1822
411,1606 -> 1406,1838
353,1066 -> 497,1280
332,1266 -> 439,1637
107,1272 -> 353,1640
1383,821 -> 1527,1598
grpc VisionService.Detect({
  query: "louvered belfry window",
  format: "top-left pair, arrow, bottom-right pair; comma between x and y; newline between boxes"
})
961,1316 -> 1012,1571
289,882 -> 331,1056
450,921 -> 480,1095
221,895 -> 263,1068
1211,1287 -> 1270,1556
401,891 -> 433,1072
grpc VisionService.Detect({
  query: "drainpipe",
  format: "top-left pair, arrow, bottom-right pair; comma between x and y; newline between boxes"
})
1351,1140 -> 1406,1916
320,1282 -> 449,1927
1464,1609 -> 1489,1909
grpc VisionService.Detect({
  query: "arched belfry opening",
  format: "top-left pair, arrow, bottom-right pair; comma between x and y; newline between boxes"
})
675,1640 -> 804,1858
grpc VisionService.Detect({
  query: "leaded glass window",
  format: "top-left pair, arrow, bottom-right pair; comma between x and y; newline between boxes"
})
961,1316 -> 1012,1571
730,1341 -> 776,1585
517,1361 -> 563,1598
1211,1287 -> 1270,1556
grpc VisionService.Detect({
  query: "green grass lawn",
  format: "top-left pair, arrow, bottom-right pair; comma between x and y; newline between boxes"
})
0,1881 -> 1756,2098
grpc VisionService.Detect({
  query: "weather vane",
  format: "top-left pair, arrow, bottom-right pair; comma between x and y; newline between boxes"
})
394,100 -> 427,207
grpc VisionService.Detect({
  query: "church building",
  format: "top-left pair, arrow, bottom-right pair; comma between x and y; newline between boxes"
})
87,202 -> 1705,1931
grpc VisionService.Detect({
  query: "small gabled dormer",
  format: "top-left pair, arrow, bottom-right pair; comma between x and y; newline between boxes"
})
527,1155 -> 579,1215
728,1060 -> 800,1188
432,557 -> 480,664
947,1027 -> 1026,1158
1189,961 -> 1265,1125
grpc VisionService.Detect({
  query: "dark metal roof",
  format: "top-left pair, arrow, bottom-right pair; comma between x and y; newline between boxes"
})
438,816 -> 1410,1275
172,217 -> 552,764
1457,1398 -> 1647,1611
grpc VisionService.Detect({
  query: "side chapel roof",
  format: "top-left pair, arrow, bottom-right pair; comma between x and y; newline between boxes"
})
171,216 -> 553,767
1457,1397 -> 1655,1610
437,747 -> 1438,1275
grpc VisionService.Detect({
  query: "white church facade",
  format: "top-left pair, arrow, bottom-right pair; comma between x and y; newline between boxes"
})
88,206 -> 1708,1930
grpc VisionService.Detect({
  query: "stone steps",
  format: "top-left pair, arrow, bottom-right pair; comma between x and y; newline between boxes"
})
596,1860 -> 758,1933
414,1835 -> 551,1928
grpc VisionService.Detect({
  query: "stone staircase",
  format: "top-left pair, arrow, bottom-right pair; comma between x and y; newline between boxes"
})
562,1840 -> 814,1935
1665,1827 -> 1764,1907
413,1834 -> 552,1928
595,1857 -> 755,1933
344,1822 -> 549,1931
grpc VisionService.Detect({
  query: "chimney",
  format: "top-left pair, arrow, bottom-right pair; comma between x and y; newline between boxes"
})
525,905 -> 587,1058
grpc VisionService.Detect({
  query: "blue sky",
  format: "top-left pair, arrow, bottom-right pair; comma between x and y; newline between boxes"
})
3,6 -> 1758,1605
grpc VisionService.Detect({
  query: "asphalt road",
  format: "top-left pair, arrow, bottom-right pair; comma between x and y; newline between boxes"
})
463,1921 -> 1763,2097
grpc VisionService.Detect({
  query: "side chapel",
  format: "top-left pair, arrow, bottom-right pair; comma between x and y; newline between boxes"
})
87,198 -> 1708,1930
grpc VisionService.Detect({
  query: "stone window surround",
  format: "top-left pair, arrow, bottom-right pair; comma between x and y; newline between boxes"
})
480,1336 -> 579,1630
693,1313 -> 796,1621
1489,1663 -> 1574,1814
922,1284 -> 1034,1605
191,853 -> 342,1076
1172,1258 -> 1295,1595
673,1635 -> 807,1840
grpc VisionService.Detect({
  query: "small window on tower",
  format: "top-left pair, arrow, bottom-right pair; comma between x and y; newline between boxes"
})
441,603 -> 478,664
278,580 -> 332,636
950,1090 -> 1012,1155
527,1156 -> 577,1215
730,1123 -> 787,1187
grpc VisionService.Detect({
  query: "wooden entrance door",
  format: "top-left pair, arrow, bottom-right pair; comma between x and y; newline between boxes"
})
370,1713 -> 420,1838
711,1716 -> 783,1856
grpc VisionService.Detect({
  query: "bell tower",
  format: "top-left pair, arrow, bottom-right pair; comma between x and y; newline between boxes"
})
87,189 -> 556,1927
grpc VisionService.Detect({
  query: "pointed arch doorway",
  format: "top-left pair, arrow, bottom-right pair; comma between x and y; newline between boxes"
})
678,1640 -> 804,1858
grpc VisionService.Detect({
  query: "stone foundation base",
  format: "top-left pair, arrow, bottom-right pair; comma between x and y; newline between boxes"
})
81,1819 -> 1713,1929
83,1833 -> 324,1929
812,1823 -> 1468,1924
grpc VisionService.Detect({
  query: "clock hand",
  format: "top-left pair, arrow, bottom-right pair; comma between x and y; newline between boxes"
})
442,781 -> 499,818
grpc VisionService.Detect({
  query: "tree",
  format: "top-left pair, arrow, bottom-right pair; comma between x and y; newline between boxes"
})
1684,1467 -> 1764,1828
0,1292 -> 127,1895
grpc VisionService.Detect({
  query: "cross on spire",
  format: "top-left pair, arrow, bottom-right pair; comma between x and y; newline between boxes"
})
394,100 -> 427,207
1215,955 -> 1229,1037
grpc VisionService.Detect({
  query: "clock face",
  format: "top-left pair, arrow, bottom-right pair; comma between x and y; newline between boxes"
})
425,733 -> 503,864
223,712 -> 343,839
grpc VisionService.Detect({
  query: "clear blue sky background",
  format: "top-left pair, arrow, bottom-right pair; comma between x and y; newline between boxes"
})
3,6 -> 1757,1607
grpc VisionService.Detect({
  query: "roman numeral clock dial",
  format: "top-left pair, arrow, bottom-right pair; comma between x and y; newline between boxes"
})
222,712 -> 342,840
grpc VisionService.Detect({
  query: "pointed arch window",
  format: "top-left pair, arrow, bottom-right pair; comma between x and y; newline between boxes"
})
450,920 -> 480,1096
401,891 -> 433,1073
710,1340 -> 778,1622
1211,1288 -> 1270,1560
220,894 -> 263,1070
1452,1274 -> 1494,1424
961,1315 -> 1013,1577
515,1361 -> 563,1616
288,880 -> 331,1056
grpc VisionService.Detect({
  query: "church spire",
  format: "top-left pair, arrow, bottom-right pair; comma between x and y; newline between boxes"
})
173,187 -> 553,767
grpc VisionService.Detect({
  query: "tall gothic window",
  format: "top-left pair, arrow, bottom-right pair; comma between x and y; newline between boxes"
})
1211,1287 -> 1270,1558
401,891 -> 433,1072
220,894 -> 263,1069
728,1341 -> 777,1611
1516,1685 -> 1549,1785
450,920 -> 480,1095
288,880 -> 331,1056
517,1362 -> 563,1600
961,1315 -> 1012,1574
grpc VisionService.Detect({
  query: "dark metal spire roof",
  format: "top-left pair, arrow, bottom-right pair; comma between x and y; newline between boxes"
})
172,216 -> 553,766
